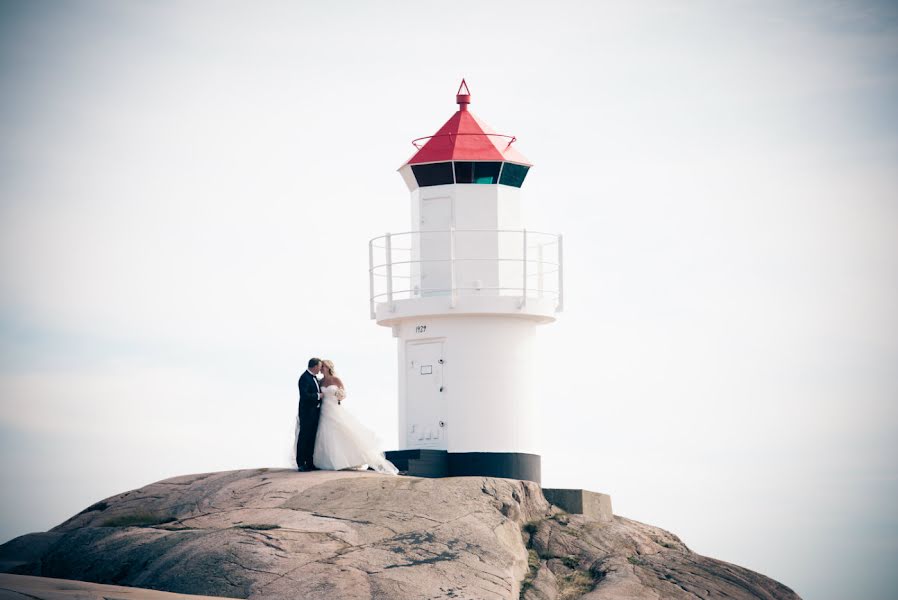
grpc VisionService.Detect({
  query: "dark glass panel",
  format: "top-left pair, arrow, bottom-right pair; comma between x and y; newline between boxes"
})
412,162 -> 454,187
454,161 -> 474,183
498,162 -> 530,188
474,162 -> 501,184
454,161 -> 502,184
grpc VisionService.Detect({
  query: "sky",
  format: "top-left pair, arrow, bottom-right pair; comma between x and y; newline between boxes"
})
1,1 -> 896,599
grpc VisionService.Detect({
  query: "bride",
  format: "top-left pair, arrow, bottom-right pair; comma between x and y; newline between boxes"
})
312,360 -> 398,475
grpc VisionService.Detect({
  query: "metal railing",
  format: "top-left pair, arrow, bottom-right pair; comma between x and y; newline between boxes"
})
369,229 -> 564,318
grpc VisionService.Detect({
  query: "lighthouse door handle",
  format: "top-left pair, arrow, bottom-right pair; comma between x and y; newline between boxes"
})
439,386 -> 444,392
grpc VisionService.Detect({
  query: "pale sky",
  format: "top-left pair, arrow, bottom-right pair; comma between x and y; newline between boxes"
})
1,2 -> 897,599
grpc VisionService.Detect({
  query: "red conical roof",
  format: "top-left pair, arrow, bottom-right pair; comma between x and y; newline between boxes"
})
404,80 -> 531,167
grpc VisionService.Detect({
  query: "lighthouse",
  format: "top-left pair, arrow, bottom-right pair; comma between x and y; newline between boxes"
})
370,81 -> 563,484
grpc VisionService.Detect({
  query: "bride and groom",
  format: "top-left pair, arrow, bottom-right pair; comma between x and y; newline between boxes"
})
295,357 -> 398,475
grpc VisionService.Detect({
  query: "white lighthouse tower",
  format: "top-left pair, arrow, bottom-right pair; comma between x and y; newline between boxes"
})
370,81 -> 563,483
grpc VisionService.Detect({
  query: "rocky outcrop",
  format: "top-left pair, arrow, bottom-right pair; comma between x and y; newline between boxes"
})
0,574 -> 229,600
519,513 -> 797,600
0,469 -> 800,600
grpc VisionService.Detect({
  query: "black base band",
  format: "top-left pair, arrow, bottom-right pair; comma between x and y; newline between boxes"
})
385,450 -> 541,484
448,452 -> 541,483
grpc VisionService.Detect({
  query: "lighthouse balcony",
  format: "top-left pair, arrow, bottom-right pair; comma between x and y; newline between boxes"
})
369,229 -> 563,324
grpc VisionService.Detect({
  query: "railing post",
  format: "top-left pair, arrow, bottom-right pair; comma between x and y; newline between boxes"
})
537,241 -> 544,299
557,234 -> 564,312
449,227 -> 457,309
520,229 -> 528,308
368,239 -> 376,319
385,233 -> 394,312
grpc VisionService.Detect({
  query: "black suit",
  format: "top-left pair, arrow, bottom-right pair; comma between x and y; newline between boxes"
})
296,370 -> 321,468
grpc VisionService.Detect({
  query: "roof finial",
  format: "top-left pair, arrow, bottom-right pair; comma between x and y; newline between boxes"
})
456,78 -> 471,111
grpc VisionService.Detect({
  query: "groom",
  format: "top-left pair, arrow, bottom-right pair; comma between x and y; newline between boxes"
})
296,357 -> 323,472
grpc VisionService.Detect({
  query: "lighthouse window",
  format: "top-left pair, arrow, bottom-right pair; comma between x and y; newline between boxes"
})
454,161 -> 501,184
411,162 -> 454,187
498,163 -> 530,188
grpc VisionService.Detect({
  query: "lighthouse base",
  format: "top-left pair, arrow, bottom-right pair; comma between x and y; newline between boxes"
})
385,450 -> 540,484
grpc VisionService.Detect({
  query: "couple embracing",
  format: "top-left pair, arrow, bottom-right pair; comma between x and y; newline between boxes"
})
295,358 -> 398,475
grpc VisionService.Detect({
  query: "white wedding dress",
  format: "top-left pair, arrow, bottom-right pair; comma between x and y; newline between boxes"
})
312,385 -> 399,475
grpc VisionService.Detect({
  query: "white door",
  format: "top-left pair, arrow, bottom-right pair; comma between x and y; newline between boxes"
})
406,340 -> 447,449
419,196 -> 452,296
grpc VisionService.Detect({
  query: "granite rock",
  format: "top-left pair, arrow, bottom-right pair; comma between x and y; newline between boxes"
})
0,468 -> 800,600
0,574 -> 228,600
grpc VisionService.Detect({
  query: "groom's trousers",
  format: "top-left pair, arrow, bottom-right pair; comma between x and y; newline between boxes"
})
297,401 -> 320,466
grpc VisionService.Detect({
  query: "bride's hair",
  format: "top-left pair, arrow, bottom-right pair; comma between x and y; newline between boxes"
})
322,359 -> 336,376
